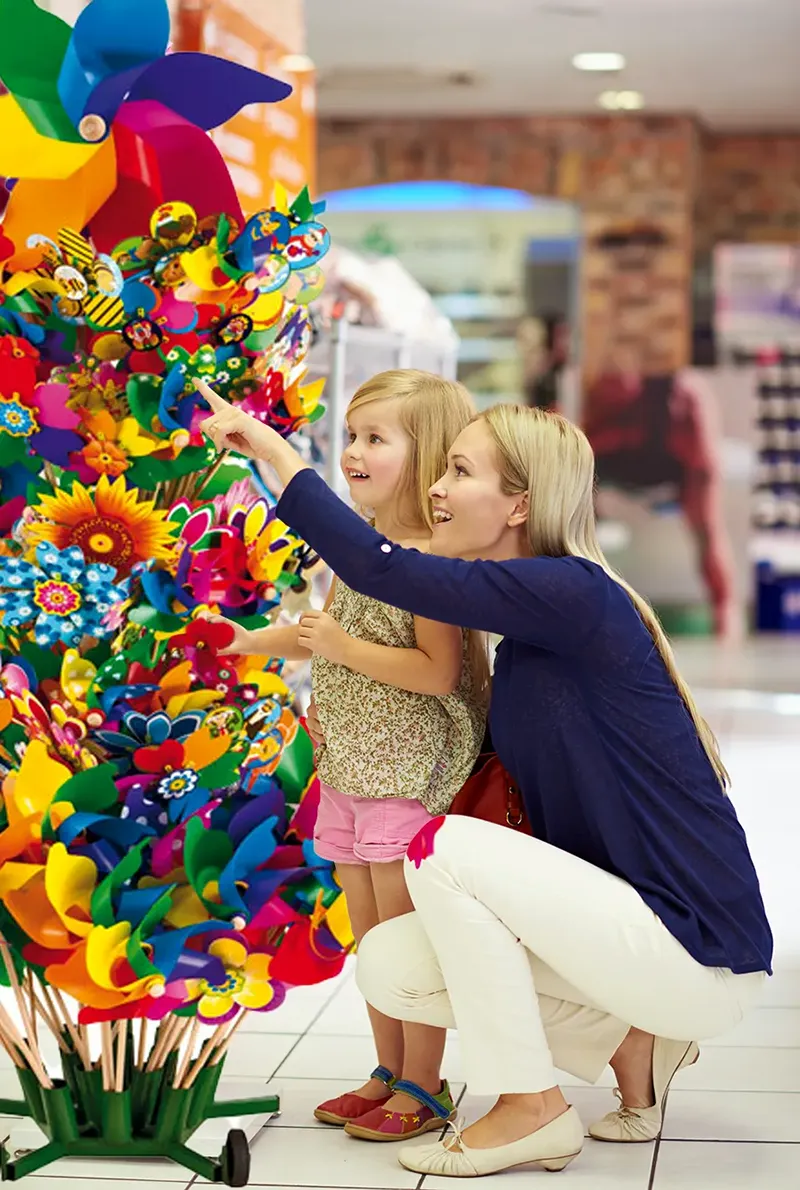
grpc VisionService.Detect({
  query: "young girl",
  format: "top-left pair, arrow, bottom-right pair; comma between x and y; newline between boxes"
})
202,370 -> 488,1142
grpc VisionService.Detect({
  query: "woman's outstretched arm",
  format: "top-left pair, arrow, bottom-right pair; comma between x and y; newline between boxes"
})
195,380 -> 607,653
278,470 -> 606,651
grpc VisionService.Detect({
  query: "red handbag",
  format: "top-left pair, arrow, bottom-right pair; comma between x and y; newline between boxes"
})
450,753 -> 531,834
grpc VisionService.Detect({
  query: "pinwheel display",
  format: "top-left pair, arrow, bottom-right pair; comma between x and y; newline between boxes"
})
0,1 -> 346,1183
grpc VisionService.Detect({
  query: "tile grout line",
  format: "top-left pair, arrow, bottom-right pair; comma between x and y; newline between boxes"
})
260,1073 -> 800,1093
263,1124 -> 800,1145
259,1026 -> 800,1050
660,1137 -> 800,1146
648,1134 -> 663,1190
268,978 -> 367,1084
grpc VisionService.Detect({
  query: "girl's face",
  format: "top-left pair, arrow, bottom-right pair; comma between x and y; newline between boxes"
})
430,420 -> 527,561
341,399 -> 410,512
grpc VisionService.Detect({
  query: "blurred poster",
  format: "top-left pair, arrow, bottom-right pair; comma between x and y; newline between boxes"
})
715,244 -> 800,352
201,1 -> 316,210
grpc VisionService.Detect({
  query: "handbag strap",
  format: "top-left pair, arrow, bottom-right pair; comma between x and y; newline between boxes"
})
506,780 -> 524,828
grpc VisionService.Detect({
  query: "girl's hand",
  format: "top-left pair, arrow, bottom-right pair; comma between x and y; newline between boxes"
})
298,610 -> 352,666
195,379 -> 283,461
198,612 -> 254,656
305,696 -> 326,746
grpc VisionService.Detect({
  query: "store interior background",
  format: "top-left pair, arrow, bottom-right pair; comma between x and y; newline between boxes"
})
12,5 -> 800,1190
40,0 -> 800,635
313,21 -> 800,638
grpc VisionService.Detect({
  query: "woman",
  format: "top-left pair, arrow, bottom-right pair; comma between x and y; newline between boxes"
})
196,381 -> 772,1180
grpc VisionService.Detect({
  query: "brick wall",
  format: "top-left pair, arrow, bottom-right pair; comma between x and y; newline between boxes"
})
319,115 -> 800,376
696,133 -> 800,251
318,114 -> 697,377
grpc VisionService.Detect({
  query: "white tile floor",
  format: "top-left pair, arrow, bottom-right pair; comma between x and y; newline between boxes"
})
3,639 -> 799,1188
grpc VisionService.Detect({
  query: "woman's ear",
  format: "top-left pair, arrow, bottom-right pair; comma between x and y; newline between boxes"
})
507,492 -> 529,528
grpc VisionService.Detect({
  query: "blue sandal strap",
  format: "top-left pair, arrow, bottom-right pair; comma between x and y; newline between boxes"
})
371,1065 -> 396,1088
392,1078 -> 451,1119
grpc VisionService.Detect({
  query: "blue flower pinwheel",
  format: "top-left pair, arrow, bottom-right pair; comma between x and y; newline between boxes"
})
94,707 -> 206,765
0,543 -> 129,646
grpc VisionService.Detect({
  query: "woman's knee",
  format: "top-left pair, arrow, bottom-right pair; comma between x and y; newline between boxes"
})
355,912 -> 453,1027
356,914 -> 420,1014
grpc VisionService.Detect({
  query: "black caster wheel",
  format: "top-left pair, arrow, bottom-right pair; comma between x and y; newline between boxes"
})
221,1128 -> 251,1187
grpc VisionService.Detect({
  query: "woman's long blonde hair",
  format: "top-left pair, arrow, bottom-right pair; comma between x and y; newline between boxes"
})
347,369 -> 490,699
480,403 -> 729,788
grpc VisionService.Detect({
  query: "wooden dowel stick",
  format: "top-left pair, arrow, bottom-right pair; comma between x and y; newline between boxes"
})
0,1019 -> 24,1068
37,982 -> 61,1030
137,1019 -> 149,1070
181,1018 -> 231,1089
0,1005 -> 51,1087
210,1012 -> 247,1066
182,1034 -> 215,1089
29,992 -> 67,1051
79,1024 -> 90,1067
101,1022 -> 113,1092
151,1015 -> 189,1072
115,1020 -> 127,1092
173,1018 -> 199,1088
0,939 -> 37,1047
146,1015 -> 180,1072
49,987 -> 90,1068
27,976 -> 37,1048
196,449 -> 231,497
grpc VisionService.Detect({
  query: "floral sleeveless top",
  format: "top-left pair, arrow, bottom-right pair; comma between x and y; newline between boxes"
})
311,578 -> 486,814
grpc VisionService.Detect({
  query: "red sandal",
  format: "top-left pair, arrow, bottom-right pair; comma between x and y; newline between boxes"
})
344,1078 -> 455,1142
314,1065 -> 396,1126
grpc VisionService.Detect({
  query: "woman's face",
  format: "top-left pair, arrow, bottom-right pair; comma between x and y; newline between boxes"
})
429,420 -> 527,561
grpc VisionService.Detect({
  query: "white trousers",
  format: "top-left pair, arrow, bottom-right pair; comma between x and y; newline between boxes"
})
356,816 -> 765,1095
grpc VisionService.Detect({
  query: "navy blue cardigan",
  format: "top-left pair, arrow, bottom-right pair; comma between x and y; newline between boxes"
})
278,470 -> 772,975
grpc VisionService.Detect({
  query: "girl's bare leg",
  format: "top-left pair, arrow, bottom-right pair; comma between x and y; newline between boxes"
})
336,863 -> 405,1097
371,860 -> 447,1113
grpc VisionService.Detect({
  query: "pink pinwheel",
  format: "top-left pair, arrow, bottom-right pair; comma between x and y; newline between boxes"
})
0,338 -> 82,468
239,371 -> 285,423
29,382 -> 83,467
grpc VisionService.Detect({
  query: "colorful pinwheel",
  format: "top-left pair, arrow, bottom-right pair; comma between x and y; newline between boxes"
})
0,2 -> 345,1179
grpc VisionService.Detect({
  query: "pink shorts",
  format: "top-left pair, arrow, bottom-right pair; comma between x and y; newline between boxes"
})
314,782 -> 437,866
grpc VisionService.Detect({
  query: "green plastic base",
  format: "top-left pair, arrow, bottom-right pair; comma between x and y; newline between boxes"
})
0,1064 -> 280,1184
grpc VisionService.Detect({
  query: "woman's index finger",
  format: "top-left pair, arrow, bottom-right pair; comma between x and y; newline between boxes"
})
192,377 -> 228,409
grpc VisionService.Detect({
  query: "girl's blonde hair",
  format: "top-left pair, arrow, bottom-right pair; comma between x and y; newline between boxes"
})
480,403 -> 729,788
348,370 -> 474,532
347,369 -> 490,699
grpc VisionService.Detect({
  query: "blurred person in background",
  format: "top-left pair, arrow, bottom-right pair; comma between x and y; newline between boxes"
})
584,358 -> 740,638
583,220 -> 741,638
519,314 -> 570,413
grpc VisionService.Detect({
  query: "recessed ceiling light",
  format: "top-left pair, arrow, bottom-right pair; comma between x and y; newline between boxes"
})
572,52 -> 625,72
278,54 -> 315,72
540,3 -> 601,14
598,89 -> 644,111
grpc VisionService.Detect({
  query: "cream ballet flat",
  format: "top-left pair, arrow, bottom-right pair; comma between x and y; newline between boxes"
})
589,1037 -> 700,1143
397,1106 -> 584,1178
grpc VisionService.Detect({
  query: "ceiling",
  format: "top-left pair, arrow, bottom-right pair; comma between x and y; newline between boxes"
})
307,0 -> 800,130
